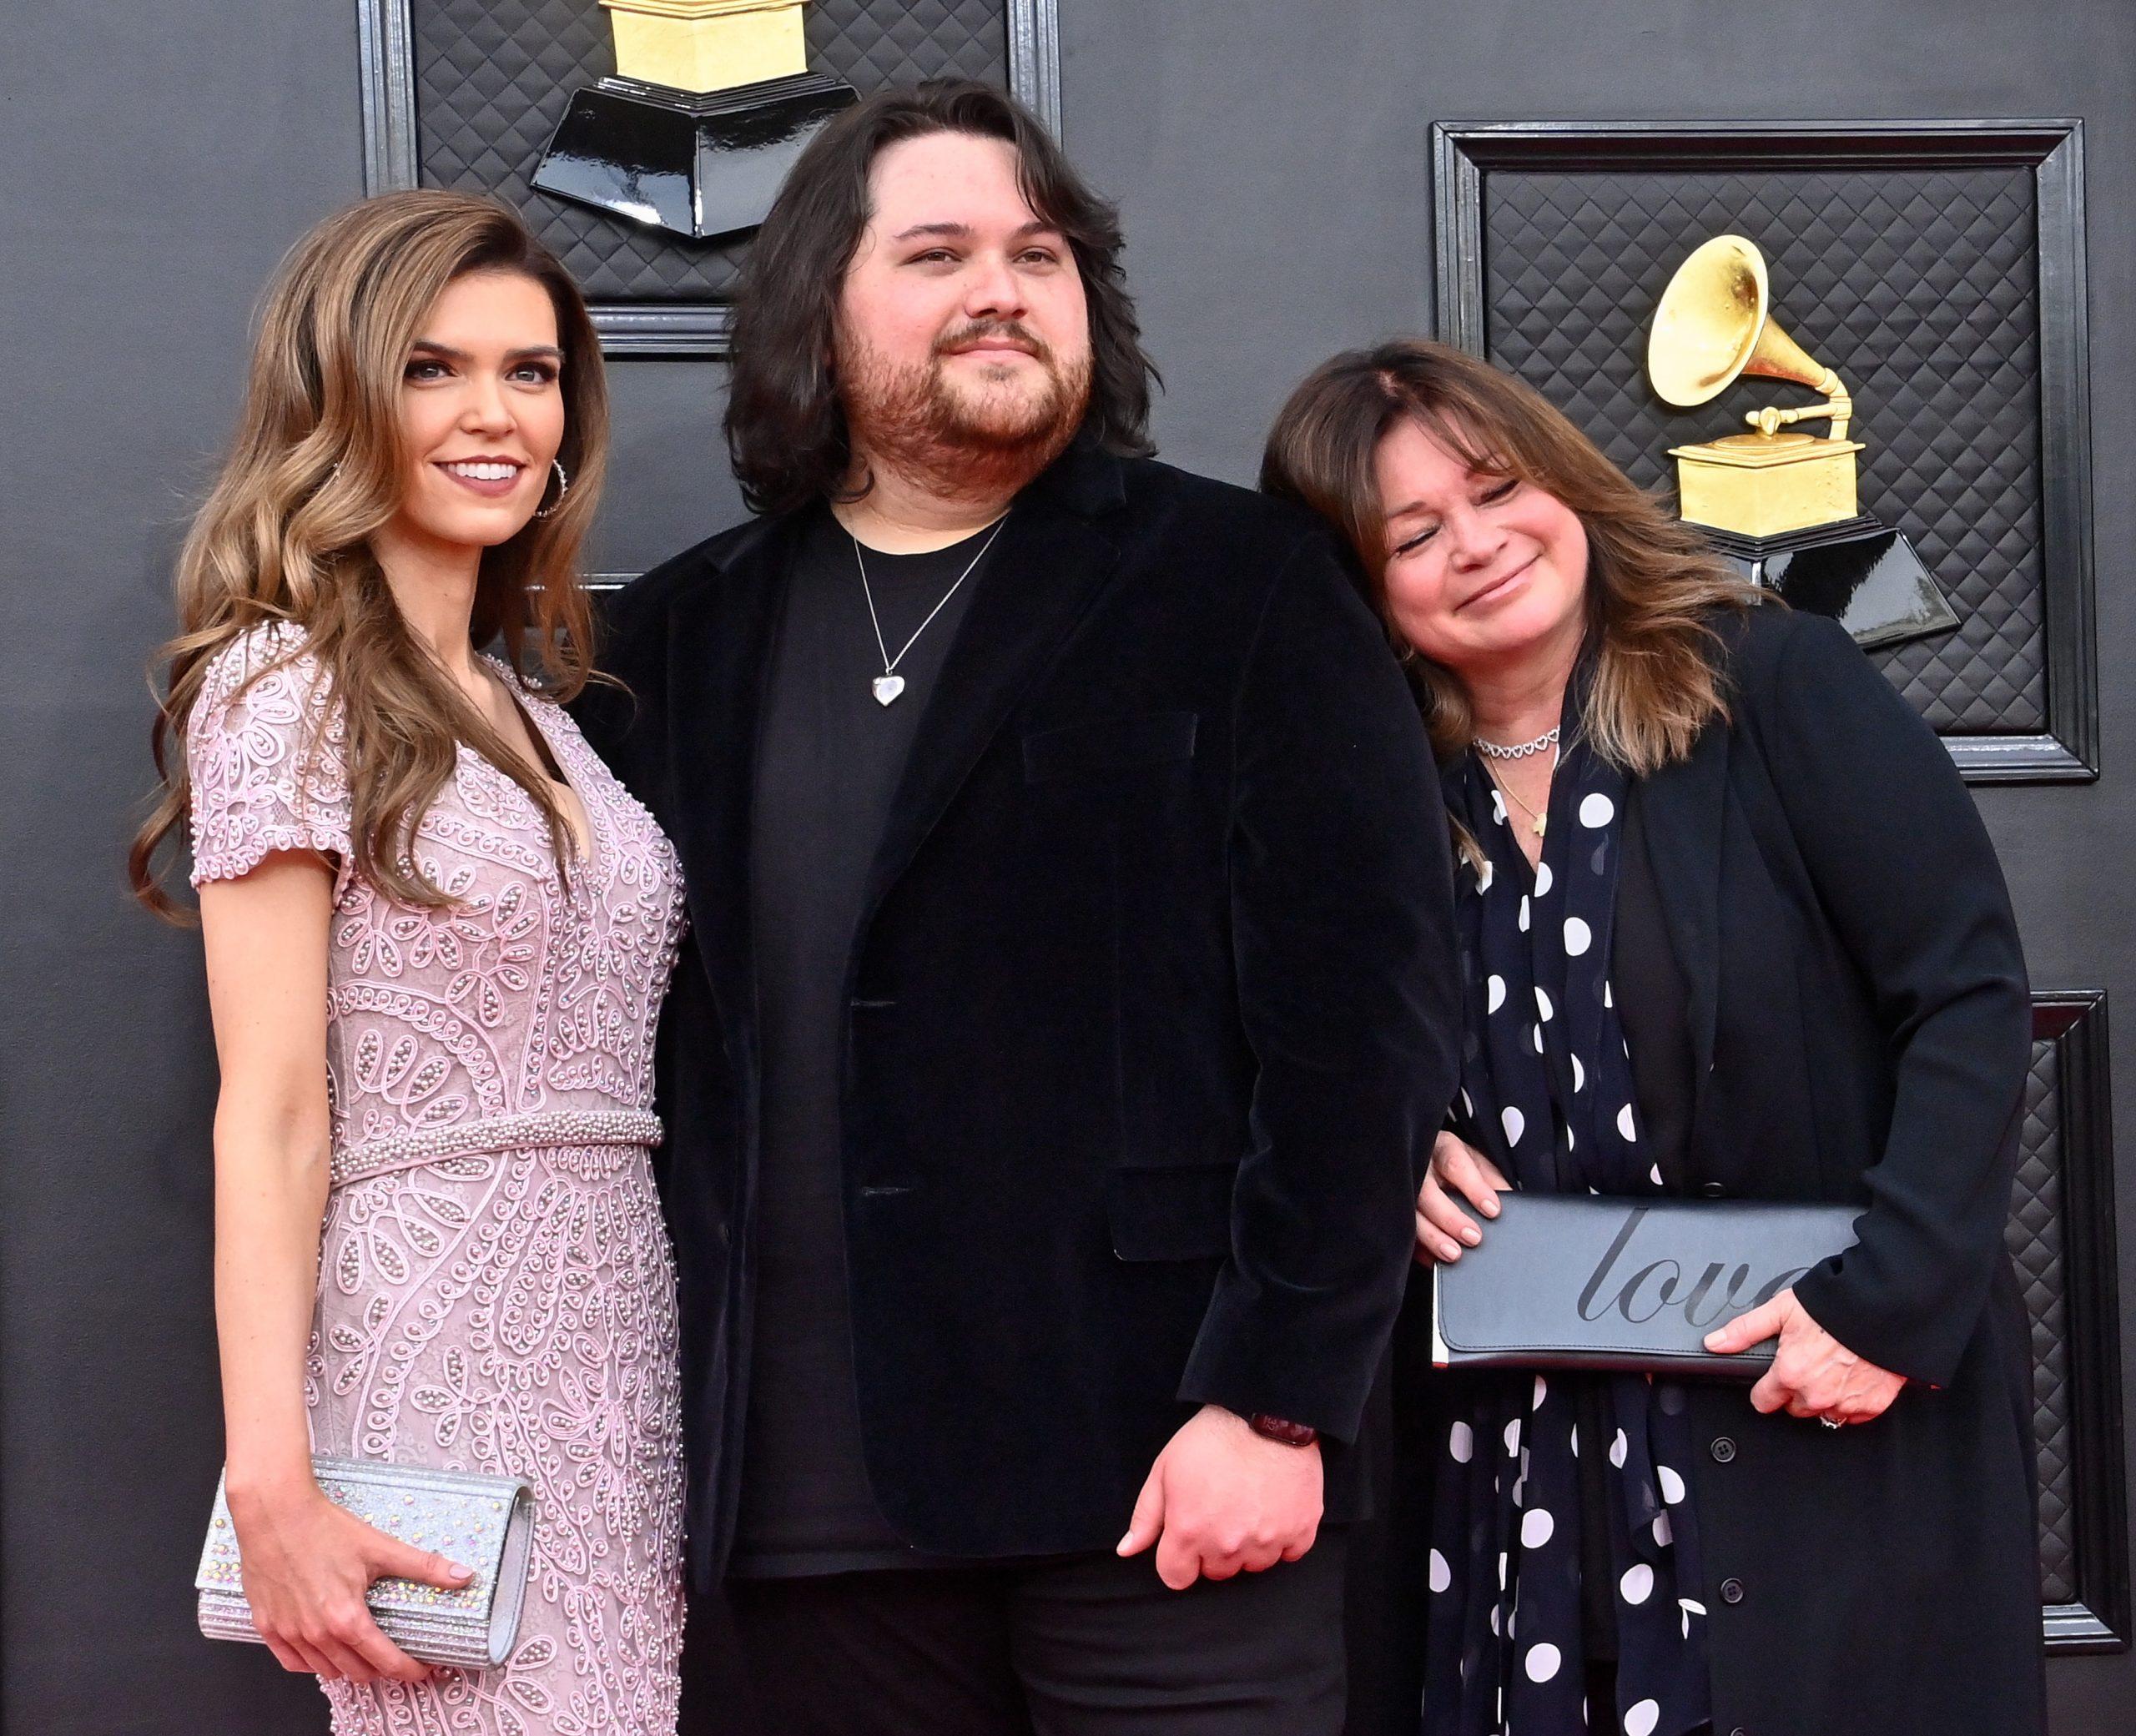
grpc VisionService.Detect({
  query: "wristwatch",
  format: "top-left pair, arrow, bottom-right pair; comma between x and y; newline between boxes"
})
1246,1411 -> 1320,1448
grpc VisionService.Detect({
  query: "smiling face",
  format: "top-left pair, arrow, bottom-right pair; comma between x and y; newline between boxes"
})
385,268 -> 566,556
1373,415 -> 1590,680
834,128 -> 1092,486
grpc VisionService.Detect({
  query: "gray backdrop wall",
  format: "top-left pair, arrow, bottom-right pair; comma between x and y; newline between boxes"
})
4,2 -> 2131,1731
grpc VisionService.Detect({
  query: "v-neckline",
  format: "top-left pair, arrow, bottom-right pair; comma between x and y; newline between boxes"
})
480,660 -> 597,872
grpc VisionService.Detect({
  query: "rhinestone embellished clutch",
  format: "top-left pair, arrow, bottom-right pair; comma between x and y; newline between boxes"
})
197,1457 -> 536,1669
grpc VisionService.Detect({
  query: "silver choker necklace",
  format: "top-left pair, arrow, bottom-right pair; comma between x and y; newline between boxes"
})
1472,725 -> 1560,761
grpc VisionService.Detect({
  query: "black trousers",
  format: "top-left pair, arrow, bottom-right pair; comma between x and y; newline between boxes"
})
681,1534 -> 1350,1736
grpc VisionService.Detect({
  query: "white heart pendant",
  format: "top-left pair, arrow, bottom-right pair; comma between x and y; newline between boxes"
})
872,674 -> 905,706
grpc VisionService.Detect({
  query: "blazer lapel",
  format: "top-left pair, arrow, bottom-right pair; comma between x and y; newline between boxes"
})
662,513 -> 798,1047
859,451 -> 1128,924
1631,718 -> 1730,1099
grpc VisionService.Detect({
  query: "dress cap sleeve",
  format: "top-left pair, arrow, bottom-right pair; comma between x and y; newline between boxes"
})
185,623 -> 353,887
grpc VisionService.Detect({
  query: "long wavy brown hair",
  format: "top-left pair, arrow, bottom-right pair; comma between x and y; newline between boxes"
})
131,190 -> 609,918
1260,338 -> 1757,774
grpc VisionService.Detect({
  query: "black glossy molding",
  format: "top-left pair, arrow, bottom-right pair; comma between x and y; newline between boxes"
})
1705,516 -> 1961,653
1431,119 -> 2098,786
532,72 -> 859,241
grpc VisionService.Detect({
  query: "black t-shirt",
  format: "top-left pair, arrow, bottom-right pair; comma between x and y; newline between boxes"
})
1613,796 -> 1696,1192
731,505 -> 1001,1578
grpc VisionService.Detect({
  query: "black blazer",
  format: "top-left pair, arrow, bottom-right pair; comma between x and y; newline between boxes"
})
1381,606 -> 2043,1736
579,446 -> 1461,1589
1661,607 -> 2043,1736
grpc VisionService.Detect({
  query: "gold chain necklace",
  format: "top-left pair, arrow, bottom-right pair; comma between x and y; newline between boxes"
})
1484,748 -> 1555,838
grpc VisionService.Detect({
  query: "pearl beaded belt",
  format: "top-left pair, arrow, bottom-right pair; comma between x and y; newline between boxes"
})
330,1107 -> 665,1190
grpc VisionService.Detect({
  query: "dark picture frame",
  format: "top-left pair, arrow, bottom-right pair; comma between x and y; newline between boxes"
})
356,0 -> 1061,358
2029,992 -> 2130,1652
1431,119 -> 2097,785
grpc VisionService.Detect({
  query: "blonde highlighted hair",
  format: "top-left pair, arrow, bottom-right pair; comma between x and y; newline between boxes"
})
1260,338 -> 1759,774
131,190 -> 609,918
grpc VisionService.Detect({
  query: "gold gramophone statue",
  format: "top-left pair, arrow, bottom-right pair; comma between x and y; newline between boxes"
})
532,0 -> 858,241
1648,235 -> 1956,650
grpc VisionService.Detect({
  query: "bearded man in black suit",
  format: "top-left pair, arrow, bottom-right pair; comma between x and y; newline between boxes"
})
579,78 -> 1459,1736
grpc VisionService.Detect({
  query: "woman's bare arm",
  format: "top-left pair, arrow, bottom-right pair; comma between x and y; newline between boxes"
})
200,853 -> 468,1684
202,855 -> 335,1523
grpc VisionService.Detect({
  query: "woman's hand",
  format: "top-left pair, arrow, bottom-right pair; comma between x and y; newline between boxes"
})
1414,1131 -> 1509,1264
229,1479 -> 473,1684
1703,1286 -> 1906,1425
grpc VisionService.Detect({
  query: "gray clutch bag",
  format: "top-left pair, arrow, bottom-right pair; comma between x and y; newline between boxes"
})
1430,1192 -> 1861,1378
197,1457 -> 537,1669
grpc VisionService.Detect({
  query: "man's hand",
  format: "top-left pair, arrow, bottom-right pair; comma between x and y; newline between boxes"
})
1704,1286 -> 1906,1425
1116,1404 -> 1323,1591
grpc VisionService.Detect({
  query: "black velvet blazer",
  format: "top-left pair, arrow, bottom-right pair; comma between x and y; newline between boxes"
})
1381,605 -> 2044,1736
1654,606 -> 2044,1736
578,446 -> 1462,1589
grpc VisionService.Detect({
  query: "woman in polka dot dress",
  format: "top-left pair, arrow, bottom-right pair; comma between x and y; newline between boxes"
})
1262,341 -> 2043,1736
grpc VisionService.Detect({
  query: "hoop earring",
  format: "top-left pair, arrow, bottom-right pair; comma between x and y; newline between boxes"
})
535,457 -> 569,520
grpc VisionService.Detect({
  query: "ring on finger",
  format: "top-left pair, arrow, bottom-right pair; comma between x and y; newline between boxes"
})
1820,1416 -> 1844,1431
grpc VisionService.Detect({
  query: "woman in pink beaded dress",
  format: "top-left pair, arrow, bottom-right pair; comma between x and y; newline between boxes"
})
133,192 -> 685,1733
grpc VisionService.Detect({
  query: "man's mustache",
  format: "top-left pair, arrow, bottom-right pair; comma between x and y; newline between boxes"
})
933,321 -> 1051,362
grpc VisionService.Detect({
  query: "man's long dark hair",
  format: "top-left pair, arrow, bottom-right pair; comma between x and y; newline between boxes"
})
724,80 -> 1158,516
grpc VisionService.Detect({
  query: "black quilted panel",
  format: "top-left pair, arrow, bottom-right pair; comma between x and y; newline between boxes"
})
2008,1036 -> 2076,1603
411,0 -> 1008,302
1482,166 -> 2045,734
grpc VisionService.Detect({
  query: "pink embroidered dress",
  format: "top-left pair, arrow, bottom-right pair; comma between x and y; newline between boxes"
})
187,624 -> 688,1736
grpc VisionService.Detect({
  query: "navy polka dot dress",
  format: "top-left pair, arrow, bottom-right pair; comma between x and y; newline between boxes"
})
1425,721 -> 1710,1736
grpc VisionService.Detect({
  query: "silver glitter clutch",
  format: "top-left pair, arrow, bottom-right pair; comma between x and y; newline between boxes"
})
196,1457 -> 537,1669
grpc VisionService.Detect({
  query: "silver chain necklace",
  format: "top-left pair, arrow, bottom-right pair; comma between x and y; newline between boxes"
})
850,516 -> 1010,706
1472,724 -> 1560,761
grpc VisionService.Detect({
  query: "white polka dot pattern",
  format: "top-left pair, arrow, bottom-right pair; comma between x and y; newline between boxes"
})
1433,737 -> 1710,1733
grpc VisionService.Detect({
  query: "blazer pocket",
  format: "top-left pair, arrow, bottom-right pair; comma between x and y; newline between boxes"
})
1105,1160 -> 1237,1261
1023,711 -> 1198,782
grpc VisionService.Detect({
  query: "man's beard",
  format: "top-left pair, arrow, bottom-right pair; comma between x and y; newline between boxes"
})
837,318 -> 1094,502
